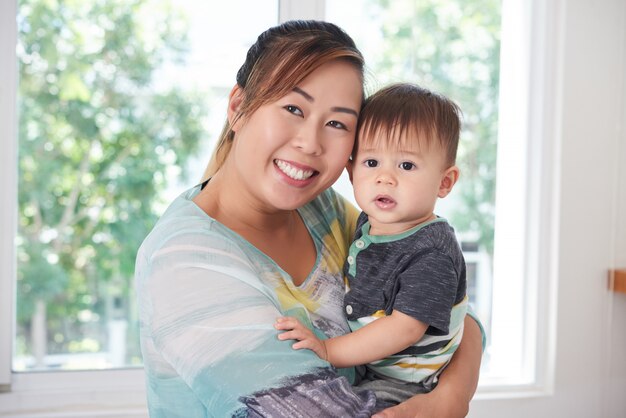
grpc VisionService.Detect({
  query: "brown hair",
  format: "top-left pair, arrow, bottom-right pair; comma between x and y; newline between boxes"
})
355,83 -> 461,166
202,20 -> 365,180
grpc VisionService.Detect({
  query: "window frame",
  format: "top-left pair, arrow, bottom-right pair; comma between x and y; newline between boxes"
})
0,0 -> 565,414
0,0 -> 18,392
477,0 -> 561,393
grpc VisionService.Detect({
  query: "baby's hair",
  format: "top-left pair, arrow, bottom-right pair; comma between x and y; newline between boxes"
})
203,20 -> 365,180
355,83 -> 461,166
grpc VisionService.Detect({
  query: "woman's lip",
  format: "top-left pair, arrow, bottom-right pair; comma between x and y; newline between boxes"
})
274,158 -> 317,172
273,159 -> 319,187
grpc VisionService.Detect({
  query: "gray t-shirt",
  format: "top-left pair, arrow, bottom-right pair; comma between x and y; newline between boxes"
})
343,212 -> 468,383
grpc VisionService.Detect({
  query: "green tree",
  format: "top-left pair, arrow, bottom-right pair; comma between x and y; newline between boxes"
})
17,0 -> 206,367
369,0 -> 501,255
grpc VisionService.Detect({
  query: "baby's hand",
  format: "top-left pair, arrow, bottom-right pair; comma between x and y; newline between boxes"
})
274,316 -> 329,361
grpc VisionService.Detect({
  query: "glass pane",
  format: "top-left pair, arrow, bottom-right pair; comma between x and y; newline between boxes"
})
15,0 -> 278,371
326,0 -> 501,374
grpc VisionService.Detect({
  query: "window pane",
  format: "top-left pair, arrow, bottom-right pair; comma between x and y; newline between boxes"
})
15,0 -> 278,371
326,0 -> 501,375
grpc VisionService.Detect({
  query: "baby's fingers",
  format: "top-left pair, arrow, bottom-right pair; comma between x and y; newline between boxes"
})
274,316 -> 299,330
292,339 -> 314,350
276,328 -> 305,342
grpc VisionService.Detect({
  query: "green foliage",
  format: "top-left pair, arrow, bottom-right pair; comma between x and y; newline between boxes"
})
368,0 -> 501,254
17,0 -> 206,357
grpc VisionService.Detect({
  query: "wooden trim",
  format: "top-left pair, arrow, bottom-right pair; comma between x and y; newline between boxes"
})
608,269 -> 626,294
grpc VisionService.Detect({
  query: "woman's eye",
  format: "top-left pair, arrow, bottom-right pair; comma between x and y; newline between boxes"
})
400,162 -> 415,171
327,120 -> 347,130
365,159 -> 378,168
284,105 -> 303,116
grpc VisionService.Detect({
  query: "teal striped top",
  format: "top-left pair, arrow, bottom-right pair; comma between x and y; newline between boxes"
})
135,184 -> 378,417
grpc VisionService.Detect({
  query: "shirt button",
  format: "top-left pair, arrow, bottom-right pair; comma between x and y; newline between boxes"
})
355,240 -> 365,249
346,305 -> 353,315
347,255 -> 355,265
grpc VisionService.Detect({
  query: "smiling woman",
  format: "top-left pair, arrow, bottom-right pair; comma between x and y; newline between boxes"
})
136,21 -> 377,416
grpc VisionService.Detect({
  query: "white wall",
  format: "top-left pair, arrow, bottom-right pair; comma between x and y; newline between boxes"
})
470,0 -> 626,416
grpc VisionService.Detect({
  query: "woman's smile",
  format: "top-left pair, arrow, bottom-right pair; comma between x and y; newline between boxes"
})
274,159 -> 318,181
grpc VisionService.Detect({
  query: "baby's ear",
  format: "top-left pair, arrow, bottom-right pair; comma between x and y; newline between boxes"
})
227,84 -> 245,132
438,165 -> 460,198
346,159 -> 354,184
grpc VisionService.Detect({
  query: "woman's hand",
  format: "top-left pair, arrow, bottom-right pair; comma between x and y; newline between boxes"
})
372,385 -> 469,418
374,315 -> 483,418
274,316 -> 329,361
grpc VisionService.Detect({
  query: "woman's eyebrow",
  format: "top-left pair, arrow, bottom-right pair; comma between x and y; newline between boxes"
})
293,87 -> 358,117
332,106 -> 358,117
293,87 -> 314,102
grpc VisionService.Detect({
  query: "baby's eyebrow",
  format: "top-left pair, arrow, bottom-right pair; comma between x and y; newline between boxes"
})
292,87 -> 358,117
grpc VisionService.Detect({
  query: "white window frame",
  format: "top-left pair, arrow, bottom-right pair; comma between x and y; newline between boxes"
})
478,0 -> 561,394
0,0 -> 573,415
1,0 -> 18,392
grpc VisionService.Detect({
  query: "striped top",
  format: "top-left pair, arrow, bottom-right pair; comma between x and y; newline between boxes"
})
135,184 -> 378,417
344,215 -> 468,384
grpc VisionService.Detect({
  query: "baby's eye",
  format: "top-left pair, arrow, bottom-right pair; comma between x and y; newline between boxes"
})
327,120 -> 347,130
364,159 -> 378,168
284,105 -> 303,117
400,162 -> 415,171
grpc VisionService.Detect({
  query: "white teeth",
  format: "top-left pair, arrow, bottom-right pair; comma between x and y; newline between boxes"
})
275,160 -> 315,180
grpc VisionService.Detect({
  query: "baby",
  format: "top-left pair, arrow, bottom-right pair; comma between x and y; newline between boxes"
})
276,83 -> 468,403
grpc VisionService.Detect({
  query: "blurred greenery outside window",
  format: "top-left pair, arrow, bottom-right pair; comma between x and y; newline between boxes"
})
15,0 -> 278,371
327,0 -> 501,375
15,0 -> 500,373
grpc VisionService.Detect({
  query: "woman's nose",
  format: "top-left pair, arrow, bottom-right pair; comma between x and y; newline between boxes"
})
293,124 -> 322,155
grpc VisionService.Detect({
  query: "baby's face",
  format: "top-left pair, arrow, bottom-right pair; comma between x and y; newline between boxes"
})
351,131 -> 452,235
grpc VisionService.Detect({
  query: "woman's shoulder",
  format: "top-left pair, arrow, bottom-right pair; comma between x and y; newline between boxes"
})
138,185 -> 231,260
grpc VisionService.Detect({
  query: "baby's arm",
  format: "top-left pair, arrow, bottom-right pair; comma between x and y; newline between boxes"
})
275,310 -> 428,368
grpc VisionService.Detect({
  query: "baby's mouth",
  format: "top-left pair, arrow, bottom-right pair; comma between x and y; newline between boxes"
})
374,195 -> 397,209
376,195 -> 395,204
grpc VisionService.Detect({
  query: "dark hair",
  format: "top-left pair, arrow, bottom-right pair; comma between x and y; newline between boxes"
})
203,20 -> 365,179
356,83 -> 462,166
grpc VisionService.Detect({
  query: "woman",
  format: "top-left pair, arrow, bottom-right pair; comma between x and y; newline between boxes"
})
135,20 -> 483,417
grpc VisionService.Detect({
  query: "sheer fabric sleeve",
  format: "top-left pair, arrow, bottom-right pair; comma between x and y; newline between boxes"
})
136,221 -> 376,417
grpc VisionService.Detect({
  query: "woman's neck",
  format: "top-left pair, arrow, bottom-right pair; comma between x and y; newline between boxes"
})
192,165 -> 317,285
194,168 -> 296,235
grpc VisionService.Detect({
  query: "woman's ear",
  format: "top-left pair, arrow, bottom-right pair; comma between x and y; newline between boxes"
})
346,159 -> 354,184
227,85 -> 245,132
438,165 -> 460,198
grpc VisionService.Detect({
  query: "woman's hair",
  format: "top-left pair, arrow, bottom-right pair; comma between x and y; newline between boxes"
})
355,83 -> 462,166
202,20 -> 365,180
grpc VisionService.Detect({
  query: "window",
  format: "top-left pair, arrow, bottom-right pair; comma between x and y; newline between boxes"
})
325,0 -> 560,391
11,0 -> 277,373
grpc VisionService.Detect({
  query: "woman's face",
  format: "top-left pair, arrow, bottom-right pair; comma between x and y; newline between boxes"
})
228,59 -> 362,211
